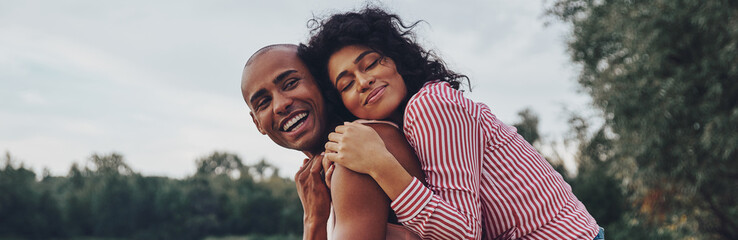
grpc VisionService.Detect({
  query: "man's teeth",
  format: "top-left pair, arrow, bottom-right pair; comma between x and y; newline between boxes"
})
283,113 -> 307,131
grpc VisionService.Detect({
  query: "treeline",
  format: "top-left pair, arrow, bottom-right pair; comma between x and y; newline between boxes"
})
0,152 -> 302,240
545,0 -> 738,239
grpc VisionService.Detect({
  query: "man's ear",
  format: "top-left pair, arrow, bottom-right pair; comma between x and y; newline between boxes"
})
249,112 -> 267,135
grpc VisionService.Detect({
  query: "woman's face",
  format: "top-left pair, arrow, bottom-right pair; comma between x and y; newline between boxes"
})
327,45 -> 407,120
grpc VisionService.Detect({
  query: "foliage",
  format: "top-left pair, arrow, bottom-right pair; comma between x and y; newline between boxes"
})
0,152 -> 302,240
548,0 -> 738,239
512,108 -> 541,145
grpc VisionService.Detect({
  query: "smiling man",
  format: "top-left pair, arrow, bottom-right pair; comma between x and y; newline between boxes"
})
242,44 -> 330,155
241,44 -> 334,239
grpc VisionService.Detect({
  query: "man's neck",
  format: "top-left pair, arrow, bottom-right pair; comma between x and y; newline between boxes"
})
301,113 -> 341,159
302,150 -> 321,159
301,142 -> 327,159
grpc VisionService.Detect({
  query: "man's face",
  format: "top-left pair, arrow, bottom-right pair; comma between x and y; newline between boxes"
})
242,47 -> 327,153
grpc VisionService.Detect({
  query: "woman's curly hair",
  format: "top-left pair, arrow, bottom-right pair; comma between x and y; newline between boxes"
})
298,7 -> 468,120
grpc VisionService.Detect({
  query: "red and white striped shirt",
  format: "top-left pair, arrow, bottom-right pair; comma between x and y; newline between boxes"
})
390,82 -> 599,240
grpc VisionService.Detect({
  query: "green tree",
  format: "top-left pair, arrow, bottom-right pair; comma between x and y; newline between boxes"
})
0,153 -> 39,237
513,108 -> 541,145
87,153 -> 137,237
90,152 -> 133,176
548,0 -> 738,239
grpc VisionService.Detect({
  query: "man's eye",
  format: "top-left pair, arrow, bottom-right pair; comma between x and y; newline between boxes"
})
340,80 -> 355,92
256,98 -> 271,111
284,78 -> 299,90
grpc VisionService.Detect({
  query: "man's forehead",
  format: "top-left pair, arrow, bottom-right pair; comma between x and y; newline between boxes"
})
243,50 -> 297,87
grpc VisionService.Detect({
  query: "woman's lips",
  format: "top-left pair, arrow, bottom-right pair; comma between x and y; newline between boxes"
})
365,85 -> 386,105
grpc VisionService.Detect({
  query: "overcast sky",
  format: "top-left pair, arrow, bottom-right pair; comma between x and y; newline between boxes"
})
0,0 -> 591,178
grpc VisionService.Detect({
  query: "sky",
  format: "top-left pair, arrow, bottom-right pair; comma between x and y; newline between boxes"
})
0,0 -> 592,179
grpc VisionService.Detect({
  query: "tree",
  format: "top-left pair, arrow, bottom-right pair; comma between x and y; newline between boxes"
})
548,0 -> 738,239
195,152 -> 244,177
89,152 -> 133,176
512,108 -> 541,145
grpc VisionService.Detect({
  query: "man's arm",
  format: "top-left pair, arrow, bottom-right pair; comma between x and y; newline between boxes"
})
330,165 -> 389,239
295,156 -> 330,240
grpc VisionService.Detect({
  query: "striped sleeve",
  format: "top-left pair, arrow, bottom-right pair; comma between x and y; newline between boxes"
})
391,87 -> 483,240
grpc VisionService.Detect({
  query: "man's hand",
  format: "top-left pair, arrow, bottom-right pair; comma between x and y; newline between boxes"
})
295,155 -> 330,240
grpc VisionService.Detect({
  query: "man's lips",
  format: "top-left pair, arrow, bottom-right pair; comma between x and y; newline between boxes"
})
364,85 -> 387,105
281,111 -> 308,132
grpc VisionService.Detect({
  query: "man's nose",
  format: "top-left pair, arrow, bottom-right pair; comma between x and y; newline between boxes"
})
272,93 -> 294,115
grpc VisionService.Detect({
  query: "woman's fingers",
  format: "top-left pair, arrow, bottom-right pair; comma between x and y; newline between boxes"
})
327,132 -> 342,142
324,141 -> 339,153
324,151 -> 338,165
333,124 -> 348,133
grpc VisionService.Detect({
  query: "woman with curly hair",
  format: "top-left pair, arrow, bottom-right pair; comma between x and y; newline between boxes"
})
299,7 -> 603,240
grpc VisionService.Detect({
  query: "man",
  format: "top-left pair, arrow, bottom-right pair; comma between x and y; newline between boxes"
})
241,44 -> 332,239
241,44 -> 419,239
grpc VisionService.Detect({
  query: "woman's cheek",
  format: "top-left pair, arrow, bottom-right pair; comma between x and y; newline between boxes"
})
344,94 -> 366,118
342,94 -> 360,113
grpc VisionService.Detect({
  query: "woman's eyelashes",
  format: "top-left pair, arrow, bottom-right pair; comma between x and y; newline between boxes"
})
340,80 -> 354,92
338,55 -> 381,92
365,58 -> 379,71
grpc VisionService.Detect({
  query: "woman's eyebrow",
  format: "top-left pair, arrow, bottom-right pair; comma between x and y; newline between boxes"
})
335,50 -> 377,83
353,50 -> 376,64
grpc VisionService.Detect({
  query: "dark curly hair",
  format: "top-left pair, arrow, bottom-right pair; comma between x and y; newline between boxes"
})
298,7 -> 468,121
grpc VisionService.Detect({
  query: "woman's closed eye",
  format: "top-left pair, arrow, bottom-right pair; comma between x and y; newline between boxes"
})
365,58 -> 379,71
340,80 -> 355,92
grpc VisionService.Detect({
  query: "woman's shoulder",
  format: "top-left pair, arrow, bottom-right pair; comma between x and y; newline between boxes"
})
409,81 -> 464,103
405,81 -> 468,113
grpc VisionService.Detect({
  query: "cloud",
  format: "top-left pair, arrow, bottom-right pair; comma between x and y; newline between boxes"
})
18,90 -> 47,105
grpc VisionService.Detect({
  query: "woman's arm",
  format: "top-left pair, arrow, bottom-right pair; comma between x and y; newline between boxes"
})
325,90 -> 484,240
330,123 -> 425,239
391,93 -> 483,239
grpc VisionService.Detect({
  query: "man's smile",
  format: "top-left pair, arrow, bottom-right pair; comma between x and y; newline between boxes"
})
281,111 -> 309,132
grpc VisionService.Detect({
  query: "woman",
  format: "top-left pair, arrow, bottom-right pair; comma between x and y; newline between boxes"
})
299,8 -> 603,240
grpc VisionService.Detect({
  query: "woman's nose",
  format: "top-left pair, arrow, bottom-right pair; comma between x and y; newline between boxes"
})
357,73 -> 375,92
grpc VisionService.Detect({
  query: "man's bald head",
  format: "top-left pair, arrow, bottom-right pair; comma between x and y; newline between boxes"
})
241,43 -> 328,156
245,44 -> 298,67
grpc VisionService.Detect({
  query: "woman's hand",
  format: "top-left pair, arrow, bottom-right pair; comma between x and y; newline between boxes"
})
323,121 -> 395,177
